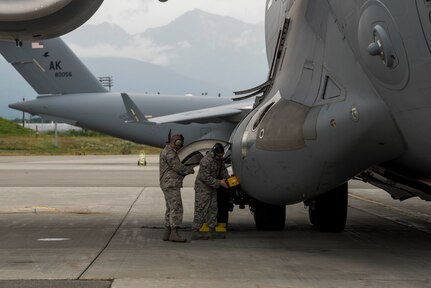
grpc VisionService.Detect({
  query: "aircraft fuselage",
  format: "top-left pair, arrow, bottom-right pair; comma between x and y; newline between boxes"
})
10,93 -> 237,148
231,0 -> 431,204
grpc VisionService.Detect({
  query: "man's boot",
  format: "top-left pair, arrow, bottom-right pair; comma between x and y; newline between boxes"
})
191,231 -> 210,240
162,227 -> 171,241
209,228 -> 226,239
169,227 -> 187,242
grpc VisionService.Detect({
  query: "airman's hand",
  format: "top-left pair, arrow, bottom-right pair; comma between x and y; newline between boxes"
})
219,179 -> 229,189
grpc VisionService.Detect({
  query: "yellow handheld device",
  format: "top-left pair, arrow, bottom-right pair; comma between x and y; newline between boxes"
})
227,176 -> 240,187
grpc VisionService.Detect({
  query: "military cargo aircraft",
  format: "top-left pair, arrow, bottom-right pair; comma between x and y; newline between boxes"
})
1,37 -> 252,152
0,0 -> 104,45
160,0 -> 431,231
222,0 -> 431,232
6,0 -> 431,233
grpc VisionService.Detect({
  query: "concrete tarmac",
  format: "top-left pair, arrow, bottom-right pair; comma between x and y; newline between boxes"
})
0,155 -> 431,288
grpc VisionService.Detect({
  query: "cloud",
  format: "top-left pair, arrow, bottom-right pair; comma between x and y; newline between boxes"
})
89,0 -> 265,34
177,40 -> 192,49
69,36 -> 175,66
89,0 -> 153,33
232,29 -> 265,56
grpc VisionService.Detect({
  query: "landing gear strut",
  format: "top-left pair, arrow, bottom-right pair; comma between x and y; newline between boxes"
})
306,183 -> 348,232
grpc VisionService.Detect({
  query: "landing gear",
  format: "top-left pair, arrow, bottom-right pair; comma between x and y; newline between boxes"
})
306,183 -> 348,232
252,199 -> 286,231
217,186 -> 231,225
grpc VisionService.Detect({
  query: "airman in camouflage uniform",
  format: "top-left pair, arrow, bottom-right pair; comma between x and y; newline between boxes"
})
192,143 -> 229,240
160,134 -> 194,242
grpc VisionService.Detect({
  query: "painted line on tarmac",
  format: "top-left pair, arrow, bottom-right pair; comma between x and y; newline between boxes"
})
349,193 -> 431,221
77,187 -> 146,280
349,192 -> 431,234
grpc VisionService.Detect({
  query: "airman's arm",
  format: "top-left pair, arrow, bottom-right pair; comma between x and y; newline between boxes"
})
199,160 -> 220,189
166,150 -> 194,176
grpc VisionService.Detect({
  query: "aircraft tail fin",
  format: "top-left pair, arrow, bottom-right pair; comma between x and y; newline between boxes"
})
0,38 -> 107,95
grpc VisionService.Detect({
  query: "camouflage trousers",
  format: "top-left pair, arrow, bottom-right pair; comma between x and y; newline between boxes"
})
161,186 -> 183,228
191,186 -> 217,231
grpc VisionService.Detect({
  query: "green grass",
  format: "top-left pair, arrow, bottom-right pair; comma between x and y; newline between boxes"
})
0,118 -> 161,156
0,117 -> 35,136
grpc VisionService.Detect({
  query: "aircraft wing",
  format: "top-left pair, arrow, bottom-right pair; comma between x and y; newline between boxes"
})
122,93 -> 253,125
146,106 -> 245,124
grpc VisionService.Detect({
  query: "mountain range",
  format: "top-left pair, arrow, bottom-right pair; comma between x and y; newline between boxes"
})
0,9 -> 268,119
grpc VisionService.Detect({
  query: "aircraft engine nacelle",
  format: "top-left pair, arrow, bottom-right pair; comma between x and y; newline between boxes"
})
0,0 -> 104,42
230,90 -> 405,206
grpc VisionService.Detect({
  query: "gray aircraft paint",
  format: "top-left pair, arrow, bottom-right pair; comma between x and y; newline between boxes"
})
1,38 -> 250,148
0,0 -> 104,42
4,0 -> 431,227
230,0 -> 431,205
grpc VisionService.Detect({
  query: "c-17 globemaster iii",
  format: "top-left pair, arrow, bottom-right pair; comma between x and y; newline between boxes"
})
6,0 -> 431,233
1,36 -> 253,159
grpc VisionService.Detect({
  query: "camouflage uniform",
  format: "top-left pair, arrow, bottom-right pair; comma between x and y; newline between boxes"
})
160,145 -> 194,228
192,152 -> 229,231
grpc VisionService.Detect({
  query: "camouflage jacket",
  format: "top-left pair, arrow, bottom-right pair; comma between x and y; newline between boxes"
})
195,152 -> 229,190
159,145 -> 194,189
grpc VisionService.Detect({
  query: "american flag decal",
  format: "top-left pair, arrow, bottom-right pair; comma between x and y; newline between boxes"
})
32,42 -> 44,49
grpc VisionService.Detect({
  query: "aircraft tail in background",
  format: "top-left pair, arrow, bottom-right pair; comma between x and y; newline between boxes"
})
0,38 -> 107,95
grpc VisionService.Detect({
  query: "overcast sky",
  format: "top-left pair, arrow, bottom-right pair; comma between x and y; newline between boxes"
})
87,0 -> 266,34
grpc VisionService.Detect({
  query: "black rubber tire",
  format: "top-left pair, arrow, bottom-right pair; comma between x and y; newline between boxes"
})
217,187 -> 230,224
253,200 -> 286,231
311,183 -> 348,232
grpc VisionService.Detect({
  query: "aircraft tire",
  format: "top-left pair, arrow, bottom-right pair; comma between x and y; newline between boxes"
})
217,187 -> 230,225
253,200 -> 285,231
310,183 -> 348,232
